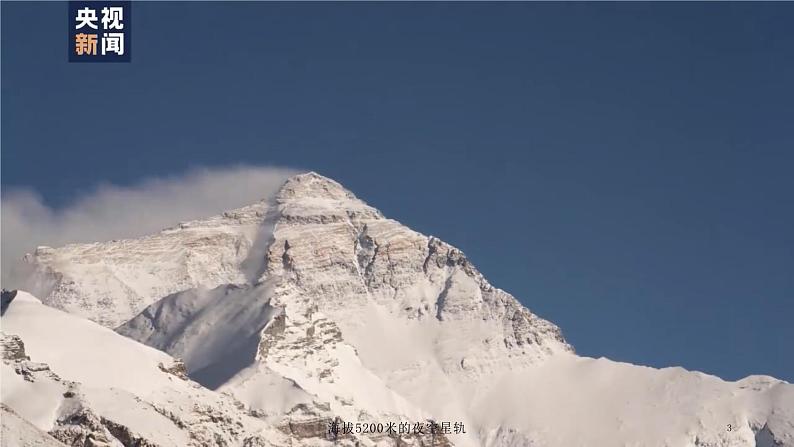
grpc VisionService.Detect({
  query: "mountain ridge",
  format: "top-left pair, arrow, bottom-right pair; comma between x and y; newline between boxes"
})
6,171 -> 793,447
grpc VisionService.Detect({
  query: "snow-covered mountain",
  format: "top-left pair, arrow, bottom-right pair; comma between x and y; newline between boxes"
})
0,290 -> 291,447
5,172 -> 794,446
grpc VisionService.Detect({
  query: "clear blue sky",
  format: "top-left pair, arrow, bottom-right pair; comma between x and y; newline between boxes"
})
2,2 -> 792,381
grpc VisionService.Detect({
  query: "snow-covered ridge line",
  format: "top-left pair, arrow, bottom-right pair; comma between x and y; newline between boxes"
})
7,172 -> 794,447
0,291 -> 288,446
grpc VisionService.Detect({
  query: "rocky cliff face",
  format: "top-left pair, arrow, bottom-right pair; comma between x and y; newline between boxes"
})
110,173 -> 572,446
28,173 -> 570,368
10,172 -> 794,447
1,332 -> 29,362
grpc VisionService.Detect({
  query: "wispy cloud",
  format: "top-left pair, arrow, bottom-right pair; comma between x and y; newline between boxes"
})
1,165 -> 299,286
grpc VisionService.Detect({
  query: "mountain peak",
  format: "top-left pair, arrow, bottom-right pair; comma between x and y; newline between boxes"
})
13,171 -> 794,447
276,172 -> 357,202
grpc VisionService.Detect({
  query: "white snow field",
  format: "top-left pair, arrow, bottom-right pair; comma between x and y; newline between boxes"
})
1,404 -> 67,447
1,291 -> 291,447
5,172 -> 793,446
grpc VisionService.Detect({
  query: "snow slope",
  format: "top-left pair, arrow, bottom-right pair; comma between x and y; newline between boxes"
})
19,201 -> 274,327
14,172 -> 794,446
1,404 -> 67,447
473,355 -> 794,447
0,291 -> 289,447
1,290 -> 450,447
